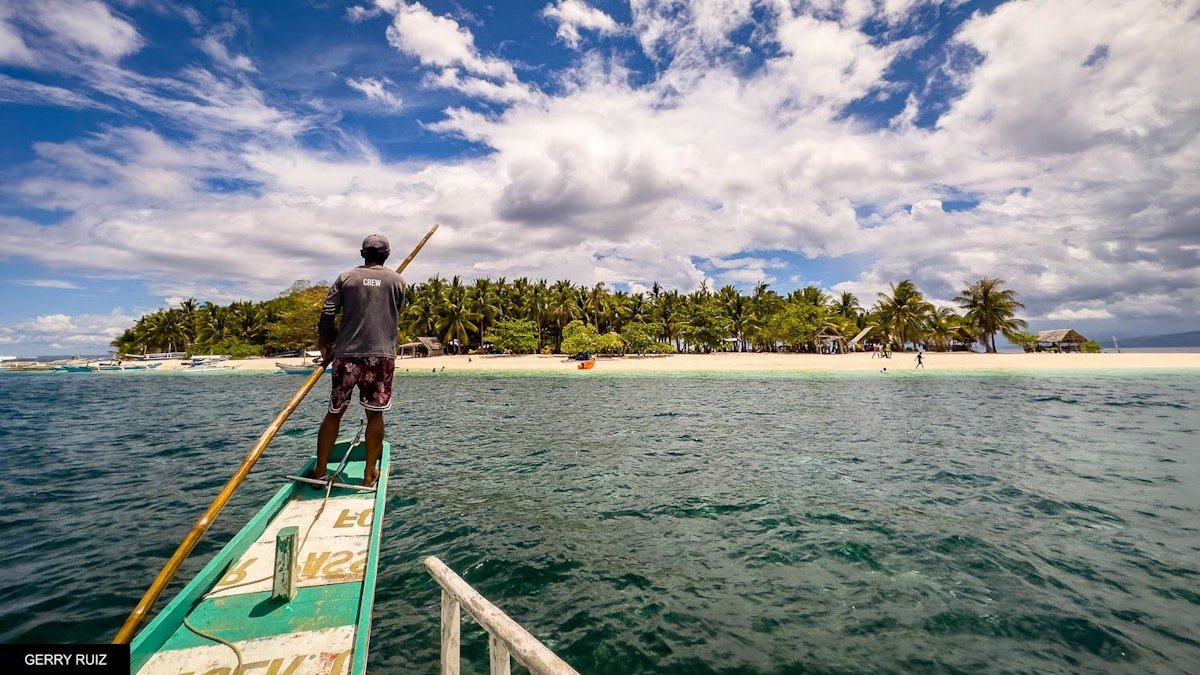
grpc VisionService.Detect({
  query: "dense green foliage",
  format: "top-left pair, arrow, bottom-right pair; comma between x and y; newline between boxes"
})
489,319 -> 539,354
1007,331 -> 1041,352
112,275 -> 1032,356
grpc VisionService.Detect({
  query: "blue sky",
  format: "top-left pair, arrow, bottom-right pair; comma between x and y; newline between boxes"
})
1,0 -> 1198,355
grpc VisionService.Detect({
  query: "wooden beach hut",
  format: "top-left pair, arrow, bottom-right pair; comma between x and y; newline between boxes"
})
399,336 -> 445,358
815,326 -> 847,354
1035,329 -> 1089,352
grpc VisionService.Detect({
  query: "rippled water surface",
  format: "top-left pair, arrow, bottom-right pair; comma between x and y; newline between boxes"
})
1,370 -> 1197,673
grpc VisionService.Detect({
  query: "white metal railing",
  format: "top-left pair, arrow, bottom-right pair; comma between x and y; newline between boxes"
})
424,556 -> 581,675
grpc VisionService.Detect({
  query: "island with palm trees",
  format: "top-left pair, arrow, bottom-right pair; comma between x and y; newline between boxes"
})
105,276 -> 1200,373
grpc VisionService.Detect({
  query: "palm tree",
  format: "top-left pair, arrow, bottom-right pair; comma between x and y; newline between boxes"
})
401,280 -> 441,338
926,307 -> 964,352
229,301 -> 267,345
195,302 -> 228,348
607,290 -> 633,333
178,297 -> 198,349
548,280 -> 579,350
469,278 -> 502,349
874,280 -> 934,349
437,276 -> 478,352
586,282 -> 608,330
830,292 -> 862,321
955,278 -> 1027,353
747,283 -> 783,351
655,291 -> 687,350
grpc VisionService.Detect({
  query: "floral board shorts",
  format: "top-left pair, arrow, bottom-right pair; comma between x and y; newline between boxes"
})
329,356 -> 395,413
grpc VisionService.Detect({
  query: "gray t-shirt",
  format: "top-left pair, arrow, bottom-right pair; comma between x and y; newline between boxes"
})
321,265 -> 406,358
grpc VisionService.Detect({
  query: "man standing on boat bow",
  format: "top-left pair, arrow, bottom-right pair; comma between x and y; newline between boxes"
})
313,234 -> 406,488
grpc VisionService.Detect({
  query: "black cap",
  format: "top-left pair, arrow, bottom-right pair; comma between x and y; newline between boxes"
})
361,234 -> 390,258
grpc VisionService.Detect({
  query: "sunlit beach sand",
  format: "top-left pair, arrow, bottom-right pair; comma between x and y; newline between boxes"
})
134,352 -> 1200,374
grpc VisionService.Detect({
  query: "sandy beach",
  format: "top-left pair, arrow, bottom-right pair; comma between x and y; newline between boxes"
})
141,351 -> 1200,374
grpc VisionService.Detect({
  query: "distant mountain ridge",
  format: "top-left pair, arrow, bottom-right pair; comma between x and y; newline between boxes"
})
1117,331 -> 1200,348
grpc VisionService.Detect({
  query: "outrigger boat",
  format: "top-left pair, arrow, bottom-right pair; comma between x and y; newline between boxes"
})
93,361 -> 162,372
114,224 -> 579,675
128,437 -> 389,675
276,359 -> 330,375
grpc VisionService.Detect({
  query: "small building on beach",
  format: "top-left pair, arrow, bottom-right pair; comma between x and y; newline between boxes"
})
400,336 -> 445,358
814,326 -> 847,354
1035,329 -> 1089,352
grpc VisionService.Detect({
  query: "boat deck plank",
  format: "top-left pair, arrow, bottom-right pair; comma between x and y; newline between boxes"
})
131,443 -> 388,675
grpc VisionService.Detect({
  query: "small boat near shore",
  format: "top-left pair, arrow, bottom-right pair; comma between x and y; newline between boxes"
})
182,356 -> 235,372
128,351 -> 187,361
92,361 -> 162,372
275,359 -> 328,375
129,440 -> 390,675
0,360 -> 58,372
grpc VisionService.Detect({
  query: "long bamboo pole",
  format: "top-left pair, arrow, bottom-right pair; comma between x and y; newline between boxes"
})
114,223 -> 439,643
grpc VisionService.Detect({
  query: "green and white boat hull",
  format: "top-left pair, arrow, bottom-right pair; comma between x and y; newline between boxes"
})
130,440 -> 390,675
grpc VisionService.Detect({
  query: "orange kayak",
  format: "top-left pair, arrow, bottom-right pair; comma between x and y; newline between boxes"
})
577,359 -> 595,370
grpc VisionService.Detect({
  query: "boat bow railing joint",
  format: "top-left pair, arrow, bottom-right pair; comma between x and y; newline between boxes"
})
423,555 -> 579,675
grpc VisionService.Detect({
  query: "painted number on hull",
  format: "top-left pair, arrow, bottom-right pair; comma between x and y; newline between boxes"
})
215,550 -> 367,587
218,558 -> 257,587
333,509 -> 372,528
177,649 -> 350,675
300,550 -> 367,580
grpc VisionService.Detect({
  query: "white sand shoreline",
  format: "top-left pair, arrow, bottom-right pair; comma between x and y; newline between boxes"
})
128,351 -> 1200,374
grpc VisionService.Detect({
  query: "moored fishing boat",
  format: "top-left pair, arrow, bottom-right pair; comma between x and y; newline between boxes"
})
275,359 -> 329,375
0,360 -> 57,372
128,439 -> 389,675
92,361 -> 162,372
182,356 -> 235,372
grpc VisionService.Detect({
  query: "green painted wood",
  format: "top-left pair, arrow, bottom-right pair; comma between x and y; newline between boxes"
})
351,443 -> 390,675
154,583 -> 363,651
131,439 -> 391,675
129,466 -> 301,672
272,525 -> 299,601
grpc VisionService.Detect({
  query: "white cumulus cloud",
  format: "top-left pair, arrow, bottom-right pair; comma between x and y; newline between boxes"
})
346,76 -> 403,110
543,0 -> 621,49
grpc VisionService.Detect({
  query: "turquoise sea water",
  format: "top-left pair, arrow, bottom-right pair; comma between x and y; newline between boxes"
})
1,370 -> 1197,673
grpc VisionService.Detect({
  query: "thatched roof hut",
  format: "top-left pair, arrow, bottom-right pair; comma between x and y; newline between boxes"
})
1036,329 -> 1089,352
400,336 -> 445,357
814,326 -> 846,354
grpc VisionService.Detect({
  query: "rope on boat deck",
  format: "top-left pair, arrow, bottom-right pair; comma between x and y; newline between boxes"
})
181,419 -> 367,671
182,615 -> 245,674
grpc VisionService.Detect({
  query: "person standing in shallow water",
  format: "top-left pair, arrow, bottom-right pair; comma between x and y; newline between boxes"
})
312,234 -> 406,488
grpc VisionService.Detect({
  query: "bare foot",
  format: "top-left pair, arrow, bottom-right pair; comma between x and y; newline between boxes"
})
302,469 -> 329,490
362,466 -> 380,488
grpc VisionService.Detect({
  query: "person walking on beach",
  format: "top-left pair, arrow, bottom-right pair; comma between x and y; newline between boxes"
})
915,352 -> 924,369
312,234 -> 406,488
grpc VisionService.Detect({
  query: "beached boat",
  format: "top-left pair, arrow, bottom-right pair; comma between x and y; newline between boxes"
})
182,356 -> 235,372
577,359 -> 595,370
0,360 -> 58,372
275,360 -> 328,375
129,439 -> 389,675
129,351 -> 187,361
92,361 -> 162,372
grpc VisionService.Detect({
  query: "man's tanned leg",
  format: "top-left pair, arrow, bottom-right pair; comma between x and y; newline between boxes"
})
315,409 -> 344,478
363,409 -> 384,487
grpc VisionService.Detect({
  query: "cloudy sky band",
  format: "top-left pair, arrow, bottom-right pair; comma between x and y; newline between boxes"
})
0,0 -> 1197,353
